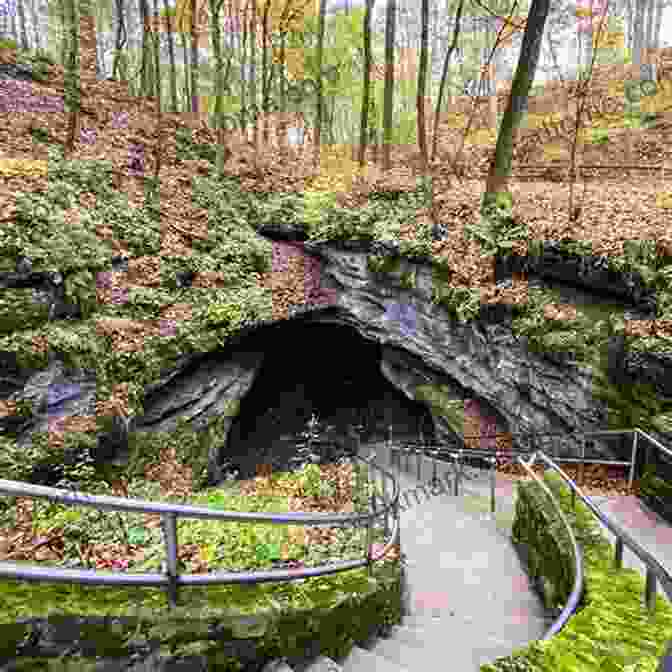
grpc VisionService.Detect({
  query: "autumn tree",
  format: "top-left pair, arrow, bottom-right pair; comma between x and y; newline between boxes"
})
481,0 -> 551,214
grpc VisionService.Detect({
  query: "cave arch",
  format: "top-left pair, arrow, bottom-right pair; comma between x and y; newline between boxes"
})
222,317 -> 436,480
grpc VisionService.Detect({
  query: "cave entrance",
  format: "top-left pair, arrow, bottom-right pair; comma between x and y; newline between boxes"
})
224,318 -> 435,480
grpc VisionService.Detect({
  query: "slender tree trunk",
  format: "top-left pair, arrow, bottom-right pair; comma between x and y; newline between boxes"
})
431,0 -> 466,164
416,0 -> 429,173
112,0 -> 127,80
152,0 -> 163,180
357,0 -> 374,166
16,0 -> 29,49
210,0 -> 229,176
250,0 -> 259,151
313,0 -> 328,168
482,0 -> 551,212
65,0 -> 81,157
139,0 -> 153,97
239,0 -> 249,135
162,0 -> 179,112
261,0 -> 271,145
382,0 -> 396,171
190,0 -> 199,115
31,0 -> 42,51
180,29 -> 190,111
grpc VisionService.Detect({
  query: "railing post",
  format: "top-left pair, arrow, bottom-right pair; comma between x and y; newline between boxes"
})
629,430 -> 639,493
452,452 -> 461,496
366,502 -> 374,576
382,468 -> 390,538
645,567 -> 658,614
489,456 -> 496,515
614,536 -> 624,569
579,436 -> 586,488
416,447 -> 422,481
162,512 -> 179,609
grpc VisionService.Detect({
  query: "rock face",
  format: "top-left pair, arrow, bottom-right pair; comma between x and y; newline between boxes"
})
3,234 -> 672,486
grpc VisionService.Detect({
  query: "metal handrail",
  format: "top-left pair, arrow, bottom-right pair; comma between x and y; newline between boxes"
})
375,426 -> 672,494
0,449 -> 401,610
514,452 -> 585,640
386,435 -> 672,666
518,450 -> 672,638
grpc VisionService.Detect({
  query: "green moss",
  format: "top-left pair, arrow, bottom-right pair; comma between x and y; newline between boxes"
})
482,470 -> 672,671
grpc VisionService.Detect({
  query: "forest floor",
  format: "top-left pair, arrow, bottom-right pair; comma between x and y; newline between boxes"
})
3,44 -> 672,329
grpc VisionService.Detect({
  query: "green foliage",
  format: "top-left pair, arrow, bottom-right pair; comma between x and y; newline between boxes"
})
431,281 -> 482,324
490,469 -> 672,672
29,126 -> 57,145
589,128 -> 610,145
175,127 -> 216,163
64,269 -> 97,319
606,239 -> 659,288
296,463 -> 336,499
302,189 -> 338,230
464,195 -> 527,258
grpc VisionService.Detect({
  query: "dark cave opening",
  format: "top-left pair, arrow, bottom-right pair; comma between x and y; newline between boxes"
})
223,319 -> 436,480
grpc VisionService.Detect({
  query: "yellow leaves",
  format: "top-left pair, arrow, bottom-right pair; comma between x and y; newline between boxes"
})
542,141 -> 568,162
0,158 -> 48,178
279,48 -> 306,81
656,191 -> 672,209
641,79 -> 672,116
593,29 -> 624,51
309,144 -> 363,194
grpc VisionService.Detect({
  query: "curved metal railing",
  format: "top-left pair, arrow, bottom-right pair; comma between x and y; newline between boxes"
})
384,431 -> 672,668
0,449 -> 401,611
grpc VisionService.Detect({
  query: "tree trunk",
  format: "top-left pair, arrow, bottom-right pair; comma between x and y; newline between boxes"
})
65,0 -> 81,157
261,0 -> 271,146
162,0 -> 179,112
482,0 -> 551,213
210,0 -> 229,176
16,0 -> 30,50
138,0 -> 152,96
111,0 -> 127,80
313,0 -> 328,168
357,0 -> 374,166
431,0 -> 466,164
153,0 -> 163,180
180,29 -> 191,111
416,0 -> 430,172
382,0 -> 396,171
30,0 -> 42,51
190,0 -> 199,115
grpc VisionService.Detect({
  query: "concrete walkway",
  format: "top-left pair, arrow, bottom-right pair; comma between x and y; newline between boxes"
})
455,462 -> 672,601
296,447 -> 672,672
332,445 -> 555,671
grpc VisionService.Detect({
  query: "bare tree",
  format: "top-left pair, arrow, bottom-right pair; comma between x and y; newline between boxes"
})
416,0 -> 430,172
382,0 -> 396,171
431,0 -> 467,165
